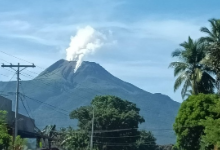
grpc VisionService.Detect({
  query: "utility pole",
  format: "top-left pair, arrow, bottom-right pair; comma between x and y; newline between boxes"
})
90,107 -> 94,150
1,63 -> 35,141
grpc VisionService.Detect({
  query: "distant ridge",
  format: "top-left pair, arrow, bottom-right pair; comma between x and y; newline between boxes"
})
0,59 -> 180,144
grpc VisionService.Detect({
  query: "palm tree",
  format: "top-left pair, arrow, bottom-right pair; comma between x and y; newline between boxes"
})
200,19 -> 220,44
200,18 -> 220,92
169,37 -> 215,99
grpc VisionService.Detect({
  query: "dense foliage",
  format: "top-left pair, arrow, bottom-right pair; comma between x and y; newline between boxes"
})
65,95 -> 157,150
173,94 -> 219,150
0,110 -> 28,150
10,136 -> 27,150
135,130 -> 157,150
201,100 -> 220,148
0,110 -> 11,150
158,144 -> 173,150
59,127 -> 89,150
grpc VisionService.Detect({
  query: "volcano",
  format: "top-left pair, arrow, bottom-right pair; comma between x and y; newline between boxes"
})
0,59 -> 180,144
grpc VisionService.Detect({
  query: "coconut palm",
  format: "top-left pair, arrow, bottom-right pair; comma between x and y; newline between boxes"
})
169,37 -> 215,99
200,18 -> 220,92
200,19 -> 220,44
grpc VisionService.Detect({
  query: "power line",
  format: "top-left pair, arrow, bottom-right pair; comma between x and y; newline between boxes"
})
0,90 -> 70,117
1,90 -> 177,134
19,96 -> 40,132
0,73 -> 16,96
93,135 -> 140,139
1,63 -> 36,141
0,58 -> 10,63
20,93 -> 70,116
0,51 -> 178,134
52,127 -> 174,135
0,57 -> 39,76
0,74 -> 8,77
0,51 -> 107,99
16,72 -> 99,109
93,142 -> 157,147
0,51 -> 34,64
20,83 -> 34,119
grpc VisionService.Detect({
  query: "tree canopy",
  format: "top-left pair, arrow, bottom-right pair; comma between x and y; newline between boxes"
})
0,110 -> 11,150
67,95 -> 157,150
201,100 -> 220,148
173,94 -> 219,150
135,130 -> 157,150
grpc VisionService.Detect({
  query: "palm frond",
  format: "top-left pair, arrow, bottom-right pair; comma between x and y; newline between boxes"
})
180,37 -> 192,49
168,61 -> 187,68
174,73 -> 187,92
169,62 -> 188,77
209,19 -> 218,36
201,19 -> 220,43
181,78 -> 191,99
171,49 -> 182,57
199,72 -> 215,93
201,27 -> 213,35
174,63 -> 188,77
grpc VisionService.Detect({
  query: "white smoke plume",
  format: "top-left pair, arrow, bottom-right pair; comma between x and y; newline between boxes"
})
66,26 -> 105,72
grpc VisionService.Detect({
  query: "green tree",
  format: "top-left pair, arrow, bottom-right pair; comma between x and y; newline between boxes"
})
70,95 -> 148,150
135,130 -> 157,150
59,127 -> 89,150
169,37 -> 215,99
201,100 -> 220,149
200,18 -> 220,92
0,110 -> 11,150
173,94 -> 219,150
158,144 -> 173,150
10,135 -> 27,150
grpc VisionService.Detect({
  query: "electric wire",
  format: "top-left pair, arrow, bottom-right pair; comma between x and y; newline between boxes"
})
19,96 -> 41,132
0,57 -> 10,63
0,50 -> 179,140
20,83 -> 34,119
0,72 -> 16,96
0,74 -> 8,77
20,93 -> 70,116
0,51 -> 108,98
0,50 -> 34,65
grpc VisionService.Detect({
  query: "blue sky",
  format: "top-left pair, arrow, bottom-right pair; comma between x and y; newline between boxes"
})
0,0 -> 220,102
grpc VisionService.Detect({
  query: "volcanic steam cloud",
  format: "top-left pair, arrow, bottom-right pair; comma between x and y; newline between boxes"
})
66,26 -> 105,72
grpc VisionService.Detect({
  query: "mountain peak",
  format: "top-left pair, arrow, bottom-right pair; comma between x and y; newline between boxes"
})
36,59 -> 112,82
0,59 -> 180,144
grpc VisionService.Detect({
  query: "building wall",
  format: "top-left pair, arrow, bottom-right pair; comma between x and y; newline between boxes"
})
0,95 -> 35,133
0,95 -> 12,112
